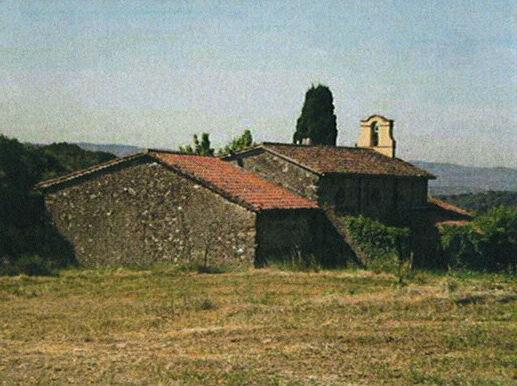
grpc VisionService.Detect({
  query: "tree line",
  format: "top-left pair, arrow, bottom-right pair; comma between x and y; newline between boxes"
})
437,191 -> 517,215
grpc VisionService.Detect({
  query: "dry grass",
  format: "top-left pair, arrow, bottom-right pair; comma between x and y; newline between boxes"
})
0,266 -> 515,385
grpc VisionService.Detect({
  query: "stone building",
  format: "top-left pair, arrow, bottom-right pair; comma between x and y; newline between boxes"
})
37,114 -> 468,269
36,151 -> 336,269
224,115 -> 435,220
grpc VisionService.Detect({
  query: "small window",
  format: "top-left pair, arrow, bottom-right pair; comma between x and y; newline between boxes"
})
370,122 -> 379,146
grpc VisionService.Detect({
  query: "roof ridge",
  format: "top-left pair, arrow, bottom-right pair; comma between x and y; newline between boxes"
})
147,148 -> 207,155
261,141 -> 361,150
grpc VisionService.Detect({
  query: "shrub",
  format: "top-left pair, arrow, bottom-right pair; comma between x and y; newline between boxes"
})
439,206 -> 517,272
440,224 -> 483,270
474,206 -> 516,271
343,215 -> 411,273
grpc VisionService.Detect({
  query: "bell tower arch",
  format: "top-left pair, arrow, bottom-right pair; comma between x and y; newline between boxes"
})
357,115 -> 396,157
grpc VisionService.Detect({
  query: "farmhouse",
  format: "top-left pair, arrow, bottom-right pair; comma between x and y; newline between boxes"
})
36,151 -> 352,268
224,115 -> 435,219
36,115 -> 469,268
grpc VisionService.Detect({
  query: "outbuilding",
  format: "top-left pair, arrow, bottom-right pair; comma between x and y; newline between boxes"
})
36,150 -> 330,269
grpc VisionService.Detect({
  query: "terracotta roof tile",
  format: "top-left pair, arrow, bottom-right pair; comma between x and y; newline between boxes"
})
149,152 -> 318,211
436,220 -> 470,227
429,197 -> 472,217
407,197 -> 473,229
258,143 -> 435,178
36,150 -> 318,212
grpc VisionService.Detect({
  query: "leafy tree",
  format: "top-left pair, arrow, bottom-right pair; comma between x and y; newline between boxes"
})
440,224 -> 483,270
39,142 -> 115,180
179,133 -> 214,156
0,135 -> 116,275
294,84 -> 337,145
219,129 -> 253,155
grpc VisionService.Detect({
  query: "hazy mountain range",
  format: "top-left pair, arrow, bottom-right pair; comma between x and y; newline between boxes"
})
75,142 -> 145,157
411,161 -> 517,195
72,142 -> 516,196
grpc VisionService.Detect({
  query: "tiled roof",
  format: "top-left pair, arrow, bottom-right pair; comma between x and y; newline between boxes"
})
253,143 -> 435,178
151,152 -> 318,211
435,220 -> 470,227
429,197 -> 472,217
407,197 -> 473,229
36,150 -> 318,212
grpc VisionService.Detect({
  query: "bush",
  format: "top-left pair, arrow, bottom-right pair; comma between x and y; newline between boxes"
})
475,206 -> 516,271
440,224 -> 483,270
439,206 -> 517,272
343,215 -> 411,273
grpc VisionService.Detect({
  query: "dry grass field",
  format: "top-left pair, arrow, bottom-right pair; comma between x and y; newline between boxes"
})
0,266 -> 515,385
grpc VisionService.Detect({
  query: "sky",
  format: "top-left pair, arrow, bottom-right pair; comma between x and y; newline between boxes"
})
0,1 -> 516,167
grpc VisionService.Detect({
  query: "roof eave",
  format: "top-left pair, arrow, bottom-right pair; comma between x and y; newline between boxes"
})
322,171 -> 436,179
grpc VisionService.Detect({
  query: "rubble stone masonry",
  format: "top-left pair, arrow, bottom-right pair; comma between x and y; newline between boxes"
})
44,160 -> 257,268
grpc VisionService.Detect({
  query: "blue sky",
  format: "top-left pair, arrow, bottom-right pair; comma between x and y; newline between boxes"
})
1,1 -> 516,167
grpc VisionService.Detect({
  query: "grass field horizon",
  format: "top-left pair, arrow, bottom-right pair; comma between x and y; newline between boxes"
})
0,266 -> 515,385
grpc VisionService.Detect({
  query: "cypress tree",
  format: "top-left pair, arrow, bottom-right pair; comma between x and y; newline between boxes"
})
293,84 -> 337,145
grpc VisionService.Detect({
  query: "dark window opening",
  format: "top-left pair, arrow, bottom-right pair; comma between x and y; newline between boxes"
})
370,122 -> 379,147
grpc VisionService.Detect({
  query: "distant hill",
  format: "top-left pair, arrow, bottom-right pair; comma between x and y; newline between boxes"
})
412,161 -> 517,195
75,142 -> 145,157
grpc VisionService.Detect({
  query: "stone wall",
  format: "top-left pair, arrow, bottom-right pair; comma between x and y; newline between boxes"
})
397,179 -> 428,210
255,209 -> 315,262
255,209 -> 357,267
233,150 -> 319,202
319,176 -> 428,219
318,175 -> 395,218
318,176 -> 361,214
44,160 -> 256,269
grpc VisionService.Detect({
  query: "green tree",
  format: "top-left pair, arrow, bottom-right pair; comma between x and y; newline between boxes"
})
0,135 -> 115,275
179,133 -> 214,156
294,84 -> 337,145
219,129 -> 253,155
